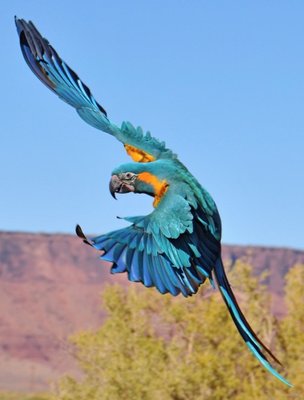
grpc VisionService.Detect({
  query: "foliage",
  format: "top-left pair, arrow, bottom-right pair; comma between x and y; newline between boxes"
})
52,262 -> 303,400
275,264 -> 304,398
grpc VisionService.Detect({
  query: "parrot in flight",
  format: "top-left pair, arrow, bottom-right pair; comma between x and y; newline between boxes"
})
15,17 -> 291,386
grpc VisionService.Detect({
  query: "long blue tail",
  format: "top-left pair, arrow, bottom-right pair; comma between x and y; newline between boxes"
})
214,258 -> 292,386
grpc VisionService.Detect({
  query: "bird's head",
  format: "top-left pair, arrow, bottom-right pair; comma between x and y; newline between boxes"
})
109,171 -> 138,198
109,164 -> 158,199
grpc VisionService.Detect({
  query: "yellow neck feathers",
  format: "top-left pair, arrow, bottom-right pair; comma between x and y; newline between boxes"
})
138,172 -> 169,207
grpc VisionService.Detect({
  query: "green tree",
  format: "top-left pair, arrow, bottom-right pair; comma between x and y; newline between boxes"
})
54,286 -> 169,400
274,264 -> 304,399
53,262 -> 301,400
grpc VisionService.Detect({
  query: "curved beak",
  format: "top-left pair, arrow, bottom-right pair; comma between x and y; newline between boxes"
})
109,175 -> 121,199
109,175 -> 135,199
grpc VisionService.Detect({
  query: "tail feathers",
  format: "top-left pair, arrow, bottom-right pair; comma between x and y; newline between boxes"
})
214,258 -> 292,387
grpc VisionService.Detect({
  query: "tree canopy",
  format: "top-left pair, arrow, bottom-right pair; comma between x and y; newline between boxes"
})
52,262 -> 303,400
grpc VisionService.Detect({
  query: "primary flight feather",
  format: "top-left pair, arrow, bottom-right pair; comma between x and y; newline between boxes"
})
15,17 -> 291,386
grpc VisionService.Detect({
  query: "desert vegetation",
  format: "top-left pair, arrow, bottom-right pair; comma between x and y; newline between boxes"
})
48,262 -> 304,399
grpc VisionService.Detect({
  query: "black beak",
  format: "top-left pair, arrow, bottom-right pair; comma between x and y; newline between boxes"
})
109,174 -> 135,199
109,175 -> 121,199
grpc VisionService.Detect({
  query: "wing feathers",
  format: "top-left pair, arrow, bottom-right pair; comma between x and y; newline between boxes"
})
75,204 -> 291,386
16,18 -> 108,115
16,17 -> 176,162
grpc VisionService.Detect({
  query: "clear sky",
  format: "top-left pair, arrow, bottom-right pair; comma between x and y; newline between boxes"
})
1,1 -> 303,250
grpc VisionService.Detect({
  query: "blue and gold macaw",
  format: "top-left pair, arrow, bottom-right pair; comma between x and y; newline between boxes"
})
15,18 -> 291,386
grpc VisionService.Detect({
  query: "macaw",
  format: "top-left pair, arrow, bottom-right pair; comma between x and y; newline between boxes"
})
15,18 -> 291,386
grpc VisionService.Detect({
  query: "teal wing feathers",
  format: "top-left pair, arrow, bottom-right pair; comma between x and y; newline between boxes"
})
15,18 -> 175,161
76,186 -> 218,297
76,223 -> 213,297
77,183 -> 291,386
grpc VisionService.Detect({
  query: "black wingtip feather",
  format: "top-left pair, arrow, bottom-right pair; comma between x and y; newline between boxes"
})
15,16 -> 21,29
19,30 -> 27,46
75,224 -> 92,246
16,17 -> 109,120
75,224 -> 85,238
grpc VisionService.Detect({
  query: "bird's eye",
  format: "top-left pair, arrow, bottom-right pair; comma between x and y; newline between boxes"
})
125,172 -> 132,179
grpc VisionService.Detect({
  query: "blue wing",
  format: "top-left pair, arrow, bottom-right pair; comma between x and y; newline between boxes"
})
76,185 -> 291,386
15,18 -> 175,161
76,187 -> 217,296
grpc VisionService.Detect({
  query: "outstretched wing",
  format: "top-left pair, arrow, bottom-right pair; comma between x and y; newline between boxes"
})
76,184 -> 291,386
77,186 -> 220,297
15,17 -> 175,162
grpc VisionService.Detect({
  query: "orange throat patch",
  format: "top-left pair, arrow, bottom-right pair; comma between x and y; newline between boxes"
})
137,172 -> 169,207
124,144 -> 155,163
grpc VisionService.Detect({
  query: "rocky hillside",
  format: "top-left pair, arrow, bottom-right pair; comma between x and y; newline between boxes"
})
0,231 -> 303,392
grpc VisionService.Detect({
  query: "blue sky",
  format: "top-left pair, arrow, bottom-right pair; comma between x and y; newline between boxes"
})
1,1 -> 303,249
